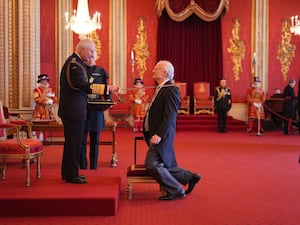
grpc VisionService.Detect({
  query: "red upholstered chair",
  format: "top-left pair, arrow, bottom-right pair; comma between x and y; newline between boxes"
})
176,82 -> 190,115
193,82 -> 214,115
0,101 -> 43,187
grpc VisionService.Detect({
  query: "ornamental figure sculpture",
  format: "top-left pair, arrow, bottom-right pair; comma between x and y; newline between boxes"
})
227,18 -> 245,81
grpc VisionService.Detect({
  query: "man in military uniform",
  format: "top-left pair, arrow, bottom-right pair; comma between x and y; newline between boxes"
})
58,39 -> 118,184
214,78 -> 232,133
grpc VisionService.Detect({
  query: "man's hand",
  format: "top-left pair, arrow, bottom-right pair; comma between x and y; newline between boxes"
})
150,134 -> 161,145
109,85 -> 119,93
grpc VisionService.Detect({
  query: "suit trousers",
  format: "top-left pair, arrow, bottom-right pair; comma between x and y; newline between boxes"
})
61,118 -> 85,179
145,146 -> 193,195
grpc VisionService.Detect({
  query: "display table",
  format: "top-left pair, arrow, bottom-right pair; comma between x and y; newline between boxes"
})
25,120 -> 118,167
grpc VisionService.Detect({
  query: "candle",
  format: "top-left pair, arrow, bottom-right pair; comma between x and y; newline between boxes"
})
98,13 -> 101,23
253,52 -> 256,65
131,51 -> 134,61
65,12 -> 69,23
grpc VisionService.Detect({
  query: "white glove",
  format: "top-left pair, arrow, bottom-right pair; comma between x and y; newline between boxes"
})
253,102 -> 261,108
45,99 -> 53,105
47,92 -> 55,97
134,99 -> 142,104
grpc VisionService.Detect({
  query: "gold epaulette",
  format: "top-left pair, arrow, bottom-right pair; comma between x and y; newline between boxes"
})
91,84 -> 105,95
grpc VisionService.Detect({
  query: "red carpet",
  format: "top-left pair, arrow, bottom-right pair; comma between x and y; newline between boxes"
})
0,150 -> 122,216
0,128 -> 300,224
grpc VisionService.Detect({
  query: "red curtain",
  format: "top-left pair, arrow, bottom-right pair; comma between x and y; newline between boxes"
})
169,0 -> 221,13
156,10 -> 223,96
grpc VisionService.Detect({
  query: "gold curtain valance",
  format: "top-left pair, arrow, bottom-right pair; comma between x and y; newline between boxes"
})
156,0 -> 229,22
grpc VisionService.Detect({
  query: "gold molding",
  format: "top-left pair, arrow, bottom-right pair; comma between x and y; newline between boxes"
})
227,18 -> 245,81
156,0 -> 229,22
277,19 -> 296,81
132,17 -> 149,81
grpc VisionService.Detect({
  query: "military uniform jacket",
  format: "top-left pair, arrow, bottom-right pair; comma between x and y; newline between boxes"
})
86,65 -> 110,131
214,86 -> 232,111
58,53 -> 108,120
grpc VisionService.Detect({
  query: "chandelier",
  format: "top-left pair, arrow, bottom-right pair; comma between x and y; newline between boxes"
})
65,0 -> 101,39
290,15 -> 300,35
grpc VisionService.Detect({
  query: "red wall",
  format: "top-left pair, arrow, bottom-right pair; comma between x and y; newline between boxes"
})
40,1 -> 300,101
222,0 -> 252,102
269,0 -> 300,96
126,0 -> 158,89
222,0 -> 300,102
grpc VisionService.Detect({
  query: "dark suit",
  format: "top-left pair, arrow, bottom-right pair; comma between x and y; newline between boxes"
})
58,53 -> 108,180
143,80 -> 194,195
283,84 -> 297,134
80,65 -> 110,169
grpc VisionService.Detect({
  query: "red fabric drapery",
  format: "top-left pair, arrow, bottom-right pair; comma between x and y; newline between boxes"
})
156,0 -> 225,97
156,0 -> 229,22
169,0 -> 221,14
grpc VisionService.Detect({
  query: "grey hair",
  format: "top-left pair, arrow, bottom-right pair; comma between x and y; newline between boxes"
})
288,79 -> 296,84
159,60 -> 174,80
75,39 -> 95,52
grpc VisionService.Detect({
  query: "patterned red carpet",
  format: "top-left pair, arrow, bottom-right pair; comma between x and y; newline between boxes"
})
1,128 -> 299,224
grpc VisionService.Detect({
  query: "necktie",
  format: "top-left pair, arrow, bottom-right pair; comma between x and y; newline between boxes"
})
144,86 -> 161,131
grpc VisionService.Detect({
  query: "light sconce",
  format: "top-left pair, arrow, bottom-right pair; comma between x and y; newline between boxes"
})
290,15 -> 300,35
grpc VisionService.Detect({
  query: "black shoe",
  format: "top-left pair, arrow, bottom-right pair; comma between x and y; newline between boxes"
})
159,191 -> 185,200
185,173 -> 201,194
65,176 -> 88,184
79,175 -> 86,180
62,175 -> 86,180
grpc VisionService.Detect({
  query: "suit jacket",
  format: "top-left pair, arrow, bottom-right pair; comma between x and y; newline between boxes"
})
283,84 -> 297,118
143,80 -> 180,168
86,65 -> 110,131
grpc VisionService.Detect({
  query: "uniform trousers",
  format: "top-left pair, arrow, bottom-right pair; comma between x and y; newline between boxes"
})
217,108 -> 228,131
145,144 -> 193,195
61,118 -> 85,179
80,130 -> 100,169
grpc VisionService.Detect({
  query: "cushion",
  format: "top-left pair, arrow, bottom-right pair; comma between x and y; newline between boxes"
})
127,164 -> 152,177
0,139 -> 42,154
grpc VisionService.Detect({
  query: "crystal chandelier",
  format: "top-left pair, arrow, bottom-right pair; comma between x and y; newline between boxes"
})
65,0 -> 101,39
290,15 -> 300,35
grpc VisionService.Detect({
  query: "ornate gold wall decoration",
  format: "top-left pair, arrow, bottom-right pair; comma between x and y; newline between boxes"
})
277,19 -> 296,81
132,17 -> 149,81
87,31 -> 102,59
227,18 -> 245,81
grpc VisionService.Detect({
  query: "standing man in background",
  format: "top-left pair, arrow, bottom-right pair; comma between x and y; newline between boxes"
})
143,60 -> 201,200
58,39 -> 118,184
283,79 -> 297,134
80,51 -> 111,170
214,78 -> 232,133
